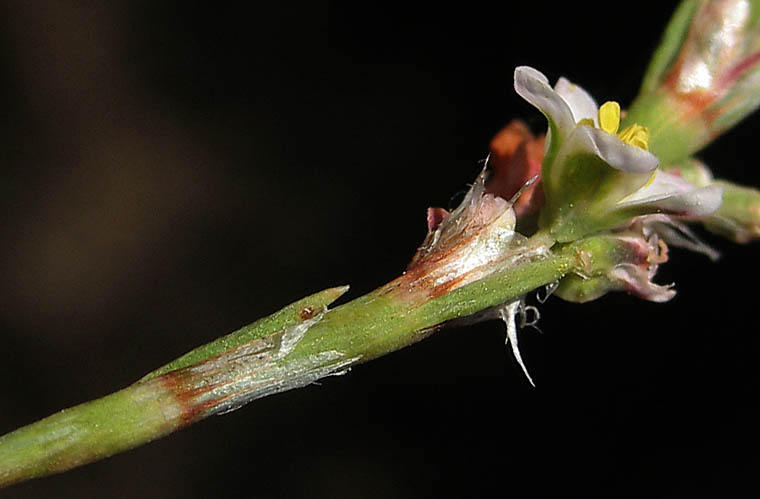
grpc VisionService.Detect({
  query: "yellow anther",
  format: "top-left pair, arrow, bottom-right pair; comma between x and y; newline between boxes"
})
598,101 -> 621,134
617,124 -> 650,150
643,169 -> 658,188
575,100 -> 650,150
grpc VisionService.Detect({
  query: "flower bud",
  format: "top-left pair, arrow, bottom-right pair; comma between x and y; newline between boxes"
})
626,0 -> 760,163
664,157 -> 760,243
405,169 -> 551,301
704,179 -> 760,242
554,230 -> 675,303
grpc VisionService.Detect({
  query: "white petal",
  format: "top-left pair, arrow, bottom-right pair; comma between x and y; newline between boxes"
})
617,184 -> 723,217
541,126 -> 660,242
619,171 -> 694,204
554,77 -> 599,125
558,125 -> 659,174
514,66 -> 576,137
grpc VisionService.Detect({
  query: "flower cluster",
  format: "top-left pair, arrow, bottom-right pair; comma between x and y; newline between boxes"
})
513,66 -> 723,243
407,65 -> 731,384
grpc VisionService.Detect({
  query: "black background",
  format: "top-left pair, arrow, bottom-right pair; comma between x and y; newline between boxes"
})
1,1 -> 758,497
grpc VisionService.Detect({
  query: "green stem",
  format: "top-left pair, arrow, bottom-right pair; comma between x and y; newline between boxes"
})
0,234 -> 604,489
0,383 -> 180,488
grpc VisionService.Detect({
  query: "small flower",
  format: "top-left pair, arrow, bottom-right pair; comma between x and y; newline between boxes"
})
555,226 -> 676,304
405,168 -> 550,300
513,66 -> 723,242
404,166 -> 553,386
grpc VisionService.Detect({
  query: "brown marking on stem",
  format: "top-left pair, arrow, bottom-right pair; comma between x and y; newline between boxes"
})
155,335 -> 279,427
299,306 -> 317,321
398,233 -> 478,300
158,370 -> 219,427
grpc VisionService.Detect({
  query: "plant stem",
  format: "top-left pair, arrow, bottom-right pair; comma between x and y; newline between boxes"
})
0,234 -> 603,489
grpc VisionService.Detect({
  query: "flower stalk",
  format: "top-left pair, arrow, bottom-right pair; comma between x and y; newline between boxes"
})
0,232 -> 612,488
3,0 -> 760,490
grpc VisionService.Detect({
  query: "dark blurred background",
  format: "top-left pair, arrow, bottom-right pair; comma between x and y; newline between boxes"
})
1,1 -> 758,497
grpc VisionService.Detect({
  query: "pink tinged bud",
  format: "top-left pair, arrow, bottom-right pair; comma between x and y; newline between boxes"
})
665,1 -> 752,95
404,169 -> 550,301
608,263 -> 676,303
631,0 -> 760,161
608,232 -> 675,303
662,0 -> 757,110
555,231 -> 675,304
